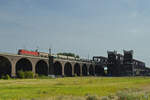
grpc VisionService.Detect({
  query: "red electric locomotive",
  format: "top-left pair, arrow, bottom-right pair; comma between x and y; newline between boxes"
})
18,49 -> 39,56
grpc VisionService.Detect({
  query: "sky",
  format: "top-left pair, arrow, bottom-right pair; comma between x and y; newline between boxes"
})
0,0 -> 150,66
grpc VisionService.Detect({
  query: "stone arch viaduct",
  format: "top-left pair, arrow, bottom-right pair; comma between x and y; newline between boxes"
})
0,53 -> 105,77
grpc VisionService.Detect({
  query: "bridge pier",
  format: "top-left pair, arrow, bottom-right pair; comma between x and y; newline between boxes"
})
11,62 -> 16,77
49,56 -> 54,75
87,64 -> 90,76
61,62 -> 65,76
71,63 -> 75,76
80,63 -> 83,76
93,65 -> 96,76
32,62 -> 36,74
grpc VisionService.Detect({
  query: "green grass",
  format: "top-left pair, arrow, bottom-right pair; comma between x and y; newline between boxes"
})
0,77 -> 150,100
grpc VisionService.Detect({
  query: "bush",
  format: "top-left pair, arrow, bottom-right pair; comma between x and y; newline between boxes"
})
74,74 -> 78,77
100,96 -> 110,100
38,75 -> 53,79
86,94 -> 98,100
116,91 -> 127,100
5,74 -> 10,79
34,74 -> 39,78
1,74 -> 11,80
17,71 -> 34,79
24,71 -> 34,79
17,70 -> 25,78
116,91 -> 140,100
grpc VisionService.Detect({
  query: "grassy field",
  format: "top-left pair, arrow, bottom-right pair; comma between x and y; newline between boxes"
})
0,77 -> 150,100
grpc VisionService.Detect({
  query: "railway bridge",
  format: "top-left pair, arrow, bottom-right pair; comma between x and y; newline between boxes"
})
0,53 -> 105,77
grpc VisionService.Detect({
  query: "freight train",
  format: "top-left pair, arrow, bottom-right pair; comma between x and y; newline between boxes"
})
18,49 -> 90,62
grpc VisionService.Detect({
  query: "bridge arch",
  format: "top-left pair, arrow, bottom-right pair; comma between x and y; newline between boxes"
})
54,61 -> 62,76
64,62 -> 72,77
74,63 -> 80,76
89,64 -> 94,76
16,58 -> 32,75
35,60 -> 48,76
82,64 -> 88,76
0,56 -> 12,78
